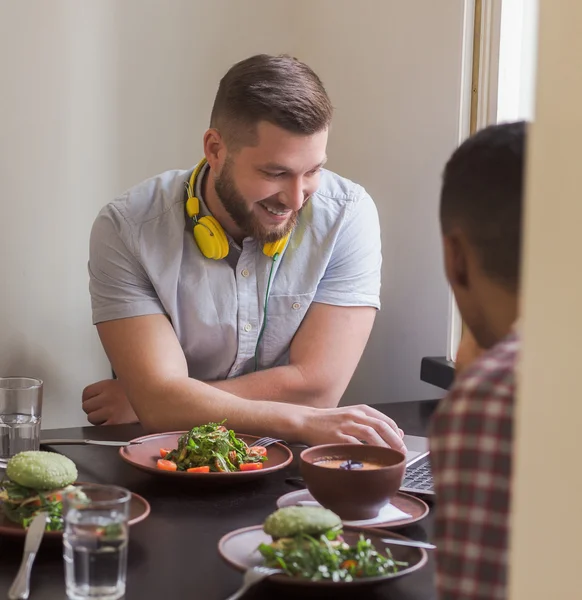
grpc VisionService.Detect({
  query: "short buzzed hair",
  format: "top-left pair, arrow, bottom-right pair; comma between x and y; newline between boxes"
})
210,54 -> 333,149
440,121 -> 527,291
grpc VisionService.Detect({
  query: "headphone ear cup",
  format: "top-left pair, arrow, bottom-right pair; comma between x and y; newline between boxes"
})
263,234 -> 290,258
194,215 -> 229,260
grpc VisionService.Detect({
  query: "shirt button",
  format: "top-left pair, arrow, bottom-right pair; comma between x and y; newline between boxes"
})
243,323 -> 252,332
241,269 -> 250,278
292,302 -> 301,310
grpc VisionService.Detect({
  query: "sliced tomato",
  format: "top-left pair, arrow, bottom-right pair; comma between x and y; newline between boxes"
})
187,466 -> 210,473
157,459 -> 177,471
239,462 -> 263,471
159,448 -> 172,458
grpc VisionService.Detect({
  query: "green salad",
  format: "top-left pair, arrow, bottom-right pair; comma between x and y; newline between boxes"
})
259,530 -> 407,582
158,421 -> 268,473
258,507 -> 408,582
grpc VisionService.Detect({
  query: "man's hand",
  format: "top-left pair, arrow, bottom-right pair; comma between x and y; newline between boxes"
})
82,379 -> 138,425
298,404 -> 406,451
80,374 -> 406,450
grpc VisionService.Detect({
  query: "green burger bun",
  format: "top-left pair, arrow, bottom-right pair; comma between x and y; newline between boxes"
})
6,451 -> 77,490
263,506 -> 341,539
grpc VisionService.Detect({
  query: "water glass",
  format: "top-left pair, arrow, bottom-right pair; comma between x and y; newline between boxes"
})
0,376 -> 43,464
63,485 -> 131,600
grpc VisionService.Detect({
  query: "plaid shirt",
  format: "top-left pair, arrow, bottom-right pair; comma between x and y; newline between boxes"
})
430,330 -> 519,600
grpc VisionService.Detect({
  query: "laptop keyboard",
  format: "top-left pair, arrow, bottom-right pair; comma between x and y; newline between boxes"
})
403,460 -> 433,491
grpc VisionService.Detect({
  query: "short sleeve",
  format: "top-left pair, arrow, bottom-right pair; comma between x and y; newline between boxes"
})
313,191 -> 382,309
88,204 -> 165,324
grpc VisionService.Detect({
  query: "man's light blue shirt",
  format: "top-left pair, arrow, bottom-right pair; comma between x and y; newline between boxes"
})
89,165 -> 382,380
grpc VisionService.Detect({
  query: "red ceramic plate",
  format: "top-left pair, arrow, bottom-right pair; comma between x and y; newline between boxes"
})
0,482 -> 151,539
218,525 -> 428,587
119,431 -> 293,480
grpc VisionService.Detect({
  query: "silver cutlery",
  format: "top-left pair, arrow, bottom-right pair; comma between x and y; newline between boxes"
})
8,512 -> 48,600
225,566 -> 283,600
252,436 -> 308,449
40,439 -> 142,447
252,436 -> 285,447
382,538 -> 436,550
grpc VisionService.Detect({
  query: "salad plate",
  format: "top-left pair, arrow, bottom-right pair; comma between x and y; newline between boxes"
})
218,524 -> 428,588
119,424 -> 293,480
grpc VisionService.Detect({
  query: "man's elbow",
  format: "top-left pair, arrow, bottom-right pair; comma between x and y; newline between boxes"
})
126,387 -> 166,433
307,384 -> 343,408
303,378 -> 344,408
131,403 -> 160,434
293,367 -> 343,408
139,413 -> 162,434
311,394 -> 341,409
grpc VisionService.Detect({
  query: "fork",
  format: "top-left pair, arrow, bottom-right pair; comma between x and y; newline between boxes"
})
225,566 -> 283,600
252,436 -> 285,448
252,436 -> 308,449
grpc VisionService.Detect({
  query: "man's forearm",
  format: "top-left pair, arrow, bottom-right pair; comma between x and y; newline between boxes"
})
206,364 -> 340,408
206,304 -> 375,409
125,375 -> 308,439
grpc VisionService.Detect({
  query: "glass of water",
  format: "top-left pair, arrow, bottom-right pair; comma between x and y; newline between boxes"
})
0,376 -> 43,464
63,485 -> 131,600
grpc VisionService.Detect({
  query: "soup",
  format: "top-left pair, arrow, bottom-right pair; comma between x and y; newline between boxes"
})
314,458 -> 385,471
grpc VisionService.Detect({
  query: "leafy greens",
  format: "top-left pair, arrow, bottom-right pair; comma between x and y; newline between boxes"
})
163,421 -> 267,472
258,529 -> 408,582
0,479 -> 73,531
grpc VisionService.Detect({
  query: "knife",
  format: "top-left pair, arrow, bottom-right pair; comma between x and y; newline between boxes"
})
8,512 -> 48,600
40,439 -> 142,447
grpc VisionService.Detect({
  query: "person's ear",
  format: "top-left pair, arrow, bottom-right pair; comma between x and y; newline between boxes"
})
203,128 -> 227,171
443,230 -> 470,290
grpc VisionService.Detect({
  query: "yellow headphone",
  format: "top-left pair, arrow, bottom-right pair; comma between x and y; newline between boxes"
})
185,159 -> 290,260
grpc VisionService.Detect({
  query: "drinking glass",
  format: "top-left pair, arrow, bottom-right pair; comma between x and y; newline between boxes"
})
63,484 -> 131,600
0,376 -> 43,465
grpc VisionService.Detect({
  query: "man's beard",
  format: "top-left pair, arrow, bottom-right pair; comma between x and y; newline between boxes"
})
214,159 -> 299,244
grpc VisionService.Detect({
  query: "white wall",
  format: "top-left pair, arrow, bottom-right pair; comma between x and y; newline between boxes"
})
0,1 -> 117,429
0,0 -> 468,428
297,0 -> 468,403
0,0 -> 299,428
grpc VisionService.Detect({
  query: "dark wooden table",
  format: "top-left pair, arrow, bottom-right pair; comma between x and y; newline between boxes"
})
0,400 -> 439,599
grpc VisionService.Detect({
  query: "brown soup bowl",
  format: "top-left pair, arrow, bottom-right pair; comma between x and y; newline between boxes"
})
299,444 -> 406,520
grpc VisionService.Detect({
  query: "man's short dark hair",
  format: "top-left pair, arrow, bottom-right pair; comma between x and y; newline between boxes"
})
210,54 -> 333,149
440,121 -> 527,291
